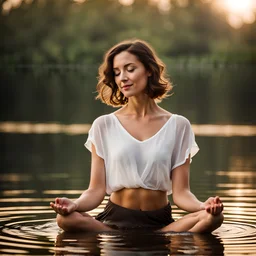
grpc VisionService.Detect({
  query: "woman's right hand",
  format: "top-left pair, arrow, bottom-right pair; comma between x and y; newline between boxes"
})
50,197 -> 78,216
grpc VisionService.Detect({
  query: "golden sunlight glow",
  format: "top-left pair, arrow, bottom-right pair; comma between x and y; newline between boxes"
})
2,0 -> 33,15
158,0 -> 171,13
119,0 -> 134,6
222,0 -> 254,14
214,0 -> 256,28
2,1 -> 12,15
73,0 -> 87,4
148,0 -> 171,13
9,0 -> 22,8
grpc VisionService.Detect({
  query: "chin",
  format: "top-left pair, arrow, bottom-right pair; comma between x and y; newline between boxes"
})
122,90 -> 145,98
122,92 -> 135,98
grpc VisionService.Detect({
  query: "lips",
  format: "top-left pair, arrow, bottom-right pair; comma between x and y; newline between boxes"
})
122,84 -> 132,89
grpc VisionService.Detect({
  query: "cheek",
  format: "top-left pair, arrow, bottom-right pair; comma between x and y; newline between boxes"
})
137,74 -> 149,86
132,72 -> 148,84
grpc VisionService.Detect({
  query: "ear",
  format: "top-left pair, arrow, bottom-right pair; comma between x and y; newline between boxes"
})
147,71 -> 152,77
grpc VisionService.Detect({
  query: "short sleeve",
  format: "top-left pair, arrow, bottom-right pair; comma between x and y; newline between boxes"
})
84,118 -> 105,159
171,116 -> 199,170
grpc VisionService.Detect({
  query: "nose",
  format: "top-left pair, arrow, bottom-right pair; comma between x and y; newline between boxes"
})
120,71 -> 128,81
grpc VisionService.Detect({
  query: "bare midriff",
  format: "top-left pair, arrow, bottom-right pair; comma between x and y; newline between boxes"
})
110,188 -> 168,211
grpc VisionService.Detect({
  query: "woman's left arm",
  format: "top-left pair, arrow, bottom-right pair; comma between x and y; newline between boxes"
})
171,156 -> 223,214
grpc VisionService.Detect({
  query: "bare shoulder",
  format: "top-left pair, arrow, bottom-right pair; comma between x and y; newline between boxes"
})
157,107 -> 172,120
112,108 -> 125,117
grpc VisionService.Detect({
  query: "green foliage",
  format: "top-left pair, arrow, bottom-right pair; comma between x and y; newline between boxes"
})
0,0 -> 256,65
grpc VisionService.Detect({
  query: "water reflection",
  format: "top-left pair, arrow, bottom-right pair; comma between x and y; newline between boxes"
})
2,190 -> 36,196
1,122 -> 256,136
53,230 -> 224,255
0,122 -> 91,135
216,171 -> 256,178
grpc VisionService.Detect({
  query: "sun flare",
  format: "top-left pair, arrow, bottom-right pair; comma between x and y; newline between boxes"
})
214,0 -> 256,28
223,0 -> 254,14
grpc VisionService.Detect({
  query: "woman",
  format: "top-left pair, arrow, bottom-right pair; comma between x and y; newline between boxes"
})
50,39 -> 224,233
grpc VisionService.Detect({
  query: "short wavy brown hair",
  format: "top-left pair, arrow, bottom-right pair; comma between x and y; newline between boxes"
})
96,39 -> 173,107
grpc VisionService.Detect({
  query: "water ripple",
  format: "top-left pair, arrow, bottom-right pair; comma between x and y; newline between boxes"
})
0,201 -> 256,255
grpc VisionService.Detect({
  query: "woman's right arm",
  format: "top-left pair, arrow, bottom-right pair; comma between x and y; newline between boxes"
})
74,143 -> 106,212
50,143 -> 106,214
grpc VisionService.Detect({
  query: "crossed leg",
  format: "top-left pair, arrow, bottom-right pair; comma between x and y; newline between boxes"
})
56,211 -> 113,232
56,209 -> 223,233
160,210 -> 224,233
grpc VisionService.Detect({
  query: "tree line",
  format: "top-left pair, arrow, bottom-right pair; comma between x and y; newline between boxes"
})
1,0 -> 256,65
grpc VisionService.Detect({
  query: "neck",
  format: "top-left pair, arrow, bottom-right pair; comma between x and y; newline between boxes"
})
123,96 -> 159,117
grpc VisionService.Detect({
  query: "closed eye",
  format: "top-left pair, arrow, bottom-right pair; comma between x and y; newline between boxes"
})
113,64 -> 136,76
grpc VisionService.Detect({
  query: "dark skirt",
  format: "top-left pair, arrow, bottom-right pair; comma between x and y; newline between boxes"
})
95,199 -> 175,230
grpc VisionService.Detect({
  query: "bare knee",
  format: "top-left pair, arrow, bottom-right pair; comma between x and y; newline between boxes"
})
56,214 -> 71,231
56,212 -> 88,232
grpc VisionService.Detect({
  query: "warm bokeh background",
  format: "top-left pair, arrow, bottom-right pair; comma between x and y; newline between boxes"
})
1,0 -> 256,65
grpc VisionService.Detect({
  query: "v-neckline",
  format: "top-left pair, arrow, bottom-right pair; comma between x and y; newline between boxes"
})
111,113 -> 174,143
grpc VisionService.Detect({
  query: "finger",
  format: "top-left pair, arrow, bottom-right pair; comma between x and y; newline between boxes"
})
58,198 -> 64,205
57,204 -> 63,211
205,205 -> 211,213
217,203 -> 224,214
214,204 -> 218,215
56,197 -> 63,205
215,196 -> 221,204
50,202 -> 56,209
62,207 -> 68,215
50,202 -> 57,211
215,203 -> 223,215
56,204 -> 63,214
51,204 -> 59,214
210,202 -> 215,215
60,207 -> 68,215
59,203 -> 69,215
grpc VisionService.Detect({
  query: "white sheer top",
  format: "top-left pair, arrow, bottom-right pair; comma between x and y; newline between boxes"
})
84,113 -> 199,195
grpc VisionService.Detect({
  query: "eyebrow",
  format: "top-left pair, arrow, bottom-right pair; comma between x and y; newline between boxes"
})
113,63 -> 135,70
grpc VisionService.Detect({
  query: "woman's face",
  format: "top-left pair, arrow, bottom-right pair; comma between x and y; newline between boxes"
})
113,51 -> 150,98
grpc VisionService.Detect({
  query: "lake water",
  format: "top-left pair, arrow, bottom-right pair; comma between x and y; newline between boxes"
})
0,65 -> 255,255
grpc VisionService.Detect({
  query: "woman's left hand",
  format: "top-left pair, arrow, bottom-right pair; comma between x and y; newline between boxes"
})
201,196 -> 224,215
